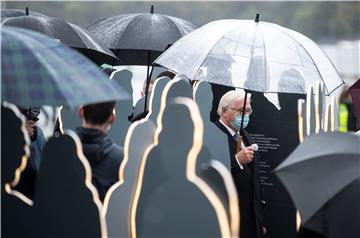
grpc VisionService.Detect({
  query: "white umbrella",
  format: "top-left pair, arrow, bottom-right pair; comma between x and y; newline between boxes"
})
155,16 -> 344,95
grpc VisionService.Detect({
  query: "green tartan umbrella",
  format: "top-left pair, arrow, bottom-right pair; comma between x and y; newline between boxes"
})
1,26 -> 129,109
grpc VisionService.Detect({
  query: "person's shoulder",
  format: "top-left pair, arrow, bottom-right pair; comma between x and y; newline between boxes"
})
108,143 -> 124,163
214,119 -> 222,129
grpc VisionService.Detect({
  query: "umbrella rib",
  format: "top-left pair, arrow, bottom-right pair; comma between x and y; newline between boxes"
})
191,25 -> 240,81
166,15 -> 193,37
295,44 -> 306,68
269,25 -> 331,94
258,24 -> 268,91
113,15 -> 138,49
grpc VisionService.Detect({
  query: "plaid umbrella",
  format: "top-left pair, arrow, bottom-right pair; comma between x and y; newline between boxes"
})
1,26 -> 129,109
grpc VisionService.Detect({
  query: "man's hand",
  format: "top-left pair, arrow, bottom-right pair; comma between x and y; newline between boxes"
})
235,146 -> 254,165
25,120 -> 35,138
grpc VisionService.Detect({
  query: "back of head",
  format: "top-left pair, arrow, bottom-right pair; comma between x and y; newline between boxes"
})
83,101 -> 116,125
217,90 -> 249,115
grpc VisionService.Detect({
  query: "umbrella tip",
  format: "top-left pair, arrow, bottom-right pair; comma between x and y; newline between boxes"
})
25,7 -> 29,16
150,5 -> 154,14
255,13 -> 260,23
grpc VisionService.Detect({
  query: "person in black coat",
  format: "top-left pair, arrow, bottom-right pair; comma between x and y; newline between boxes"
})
215,90 -> 264,238
76,101 -> 124,202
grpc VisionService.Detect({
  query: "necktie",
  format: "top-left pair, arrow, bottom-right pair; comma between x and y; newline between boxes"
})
234,132 -> 242,153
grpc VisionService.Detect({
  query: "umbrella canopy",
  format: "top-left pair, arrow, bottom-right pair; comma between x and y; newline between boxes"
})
68,23 -> 118,65
2,14 -> 117,65
1,26 -> 129,109
274,132 -> 360,226
1,8 -> 47,21
155,18 -> 344,95
87,5 -> 197,65
349,79 -> 360,130
300,178 -> 360,237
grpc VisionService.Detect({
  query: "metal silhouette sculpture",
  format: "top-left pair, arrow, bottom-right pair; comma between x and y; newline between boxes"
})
130,78 -> 231,237
108,69 -> 133,147
31,131 -> 106,237
193,81 -> 239,236
2,102 -> 34,238
103,75 -> 172,237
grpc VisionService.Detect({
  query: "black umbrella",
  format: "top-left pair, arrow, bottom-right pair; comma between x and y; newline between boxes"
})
1,12 -> 117,66
274,132 -> 360,231
67,23 -> 118,66
299,178 -> 360,237
88,5 -> 197,111
87,5 -> 197,66
1,7 -> 47,21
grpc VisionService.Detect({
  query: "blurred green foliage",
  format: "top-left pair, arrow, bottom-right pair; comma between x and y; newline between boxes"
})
3,1 -> 359,42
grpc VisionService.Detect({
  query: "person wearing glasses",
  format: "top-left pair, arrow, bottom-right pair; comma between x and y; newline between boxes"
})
215,90 -> 265,238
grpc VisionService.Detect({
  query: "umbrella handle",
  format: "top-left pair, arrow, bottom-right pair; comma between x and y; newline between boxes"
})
143,50 -> 154,113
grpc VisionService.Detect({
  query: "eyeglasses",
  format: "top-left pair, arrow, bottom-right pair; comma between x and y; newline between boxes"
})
226,107 -> 253,116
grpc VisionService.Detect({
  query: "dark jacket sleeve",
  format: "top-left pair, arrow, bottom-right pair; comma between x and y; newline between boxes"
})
242,130 -> 265,231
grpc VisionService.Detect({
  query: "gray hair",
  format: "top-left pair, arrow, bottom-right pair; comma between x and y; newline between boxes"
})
217,89 -> 251,115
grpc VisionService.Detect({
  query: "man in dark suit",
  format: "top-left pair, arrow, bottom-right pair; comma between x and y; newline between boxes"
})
215,90 -> 264,238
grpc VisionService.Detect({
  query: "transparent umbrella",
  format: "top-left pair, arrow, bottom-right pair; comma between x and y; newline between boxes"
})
155,16 -> 344,95
155,15 -> 344,133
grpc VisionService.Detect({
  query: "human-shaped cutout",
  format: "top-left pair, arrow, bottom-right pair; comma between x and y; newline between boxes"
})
59,106 -> 81,132
103,119 -> 156,238
298,83 -> 333,142
131,95 -> 231,237
110,69 -> 133,95
306,87 -> 316,136
108,69 -> 133,146
31,131 -> 106,238
155,76 -> 193,128
103,76 -> 174,237
103,75 -> 176,236
193,81 -> 239,236
142,76 -> 171,124
2,102 -> 34,237
194,81 -> 232,169
316,84 -> 326,132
